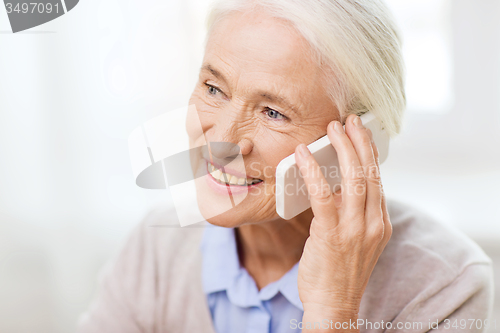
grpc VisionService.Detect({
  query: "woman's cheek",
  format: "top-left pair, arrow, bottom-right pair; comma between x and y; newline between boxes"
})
186,96 -> 215,144
186,108 -> 204,145
255,140 -> 296,179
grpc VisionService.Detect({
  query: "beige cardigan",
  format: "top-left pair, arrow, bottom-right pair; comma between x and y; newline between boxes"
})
76,199 -> 494,332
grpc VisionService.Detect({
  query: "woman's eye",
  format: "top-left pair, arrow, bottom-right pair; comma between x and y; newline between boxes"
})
205,83 -> 221,96
265,108 -> 287,120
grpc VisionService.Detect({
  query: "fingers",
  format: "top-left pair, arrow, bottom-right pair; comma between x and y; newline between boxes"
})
367,128 -> 392,245
344,115 -> 383,225
294,114 -> 390,245
325,119 -> 365,218
295,143 -> 339,228
366,128 -> 378,163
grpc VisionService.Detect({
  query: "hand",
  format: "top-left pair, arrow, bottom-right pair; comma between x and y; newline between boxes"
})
295,114 -> 392,331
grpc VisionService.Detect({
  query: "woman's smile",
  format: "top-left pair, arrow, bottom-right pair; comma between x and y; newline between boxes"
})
205,159 -> 264,196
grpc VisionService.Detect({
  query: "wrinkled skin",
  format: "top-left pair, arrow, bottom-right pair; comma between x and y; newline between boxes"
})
188,9 -> 391,332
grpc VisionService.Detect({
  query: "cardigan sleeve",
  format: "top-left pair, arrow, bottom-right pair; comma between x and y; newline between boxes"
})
75,213 -> 156,333
388,263 -> 494,333
75,203 -> 210,333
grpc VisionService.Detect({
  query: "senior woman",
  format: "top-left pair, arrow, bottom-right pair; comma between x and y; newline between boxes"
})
77,0 -> 493,332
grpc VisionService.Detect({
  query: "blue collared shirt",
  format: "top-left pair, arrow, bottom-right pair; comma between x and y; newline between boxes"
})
200,224 -> 304,333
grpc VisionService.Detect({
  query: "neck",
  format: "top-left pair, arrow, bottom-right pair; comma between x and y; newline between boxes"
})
235,208 -> 313,290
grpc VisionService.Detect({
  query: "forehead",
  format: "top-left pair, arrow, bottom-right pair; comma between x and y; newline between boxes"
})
203,9 -> 323,98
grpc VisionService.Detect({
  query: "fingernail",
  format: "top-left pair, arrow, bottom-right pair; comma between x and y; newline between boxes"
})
298,144 -> 311,157
354,115 -> 364,129
334,121 -> 344,133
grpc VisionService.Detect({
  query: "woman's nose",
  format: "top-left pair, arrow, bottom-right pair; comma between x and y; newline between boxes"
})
208,138 -> 253,160
209,141 -> 240,160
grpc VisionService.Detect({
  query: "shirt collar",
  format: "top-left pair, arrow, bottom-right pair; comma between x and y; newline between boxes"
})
199,224 -> 304,311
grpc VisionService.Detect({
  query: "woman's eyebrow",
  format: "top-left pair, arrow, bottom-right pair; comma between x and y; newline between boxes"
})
258,91 -> 298,115
201,63 -> 227,84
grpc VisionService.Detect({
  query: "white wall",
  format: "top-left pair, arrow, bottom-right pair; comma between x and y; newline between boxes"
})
0,0 -> 499,332
382,0 -> 500,239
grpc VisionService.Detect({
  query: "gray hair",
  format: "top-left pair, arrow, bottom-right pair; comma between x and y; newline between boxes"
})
204,0 -> 406,137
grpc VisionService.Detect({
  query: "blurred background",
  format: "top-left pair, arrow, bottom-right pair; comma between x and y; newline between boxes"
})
0,0 -> 499,332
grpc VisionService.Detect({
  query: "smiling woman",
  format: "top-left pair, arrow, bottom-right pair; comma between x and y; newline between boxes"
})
77,1 -> 493,332
187,6 -> 341,231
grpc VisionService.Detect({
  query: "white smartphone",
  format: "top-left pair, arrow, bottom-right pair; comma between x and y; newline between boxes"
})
275,112 -> 390,220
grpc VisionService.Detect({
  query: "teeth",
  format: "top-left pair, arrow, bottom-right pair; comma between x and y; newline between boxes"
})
212,168 -> 222,180
228,175 -> 238,185
207,162 -> 261,186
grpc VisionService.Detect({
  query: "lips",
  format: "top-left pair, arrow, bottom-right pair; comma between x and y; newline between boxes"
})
206,160 -> 263,186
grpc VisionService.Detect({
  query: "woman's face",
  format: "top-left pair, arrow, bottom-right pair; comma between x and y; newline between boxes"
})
188,9 -> 339,228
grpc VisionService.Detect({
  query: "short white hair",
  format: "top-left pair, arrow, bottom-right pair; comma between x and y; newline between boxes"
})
204,0 -> 406,137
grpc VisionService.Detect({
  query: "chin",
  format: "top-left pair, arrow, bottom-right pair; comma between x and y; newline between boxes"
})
199,197 -> 279,228
193,166 -> 273,227
195,184 -> 256,228
204,211 -> 246,228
